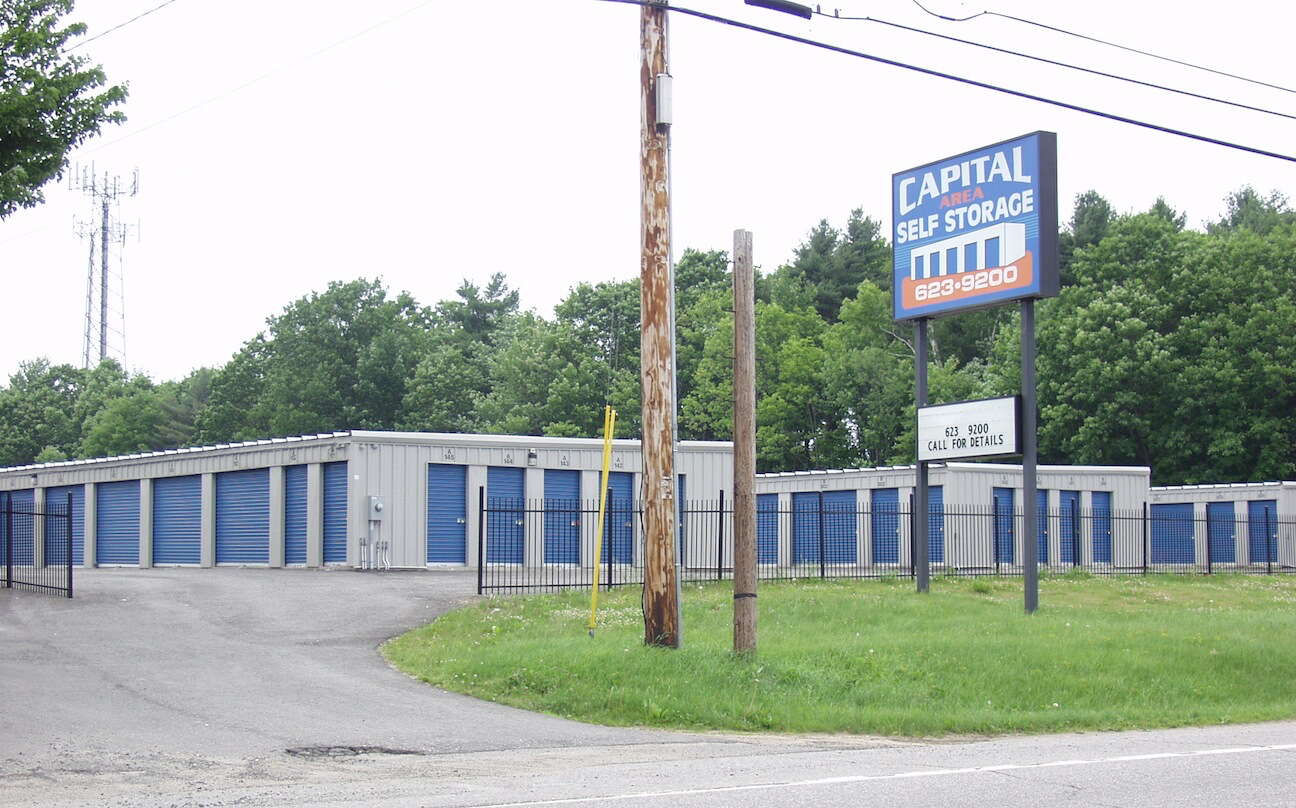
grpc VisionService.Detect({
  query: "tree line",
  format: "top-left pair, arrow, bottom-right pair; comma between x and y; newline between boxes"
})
2,188 -> 1293,485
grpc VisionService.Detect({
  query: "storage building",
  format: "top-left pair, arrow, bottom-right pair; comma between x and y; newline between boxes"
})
1149,481 -> 1296,569
753,462 -> 1149,571
0,431 -> 733,570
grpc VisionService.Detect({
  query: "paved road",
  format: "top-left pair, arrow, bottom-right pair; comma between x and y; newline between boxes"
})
2,569 -> 1293,807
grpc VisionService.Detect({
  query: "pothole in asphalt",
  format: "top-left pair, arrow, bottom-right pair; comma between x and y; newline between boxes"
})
285,745 -> 424,758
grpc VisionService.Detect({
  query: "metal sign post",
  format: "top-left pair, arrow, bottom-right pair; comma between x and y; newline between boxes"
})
915,318 -> 929,594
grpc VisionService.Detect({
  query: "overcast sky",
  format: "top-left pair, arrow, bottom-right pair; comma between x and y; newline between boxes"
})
1,0 -> 1293,383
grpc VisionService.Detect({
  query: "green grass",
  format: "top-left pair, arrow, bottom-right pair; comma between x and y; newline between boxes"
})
382,574 -> 1296,736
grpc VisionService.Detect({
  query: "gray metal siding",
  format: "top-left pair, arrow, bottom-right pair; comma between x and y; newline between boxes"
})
215,468 -> 270,564
44,485 -> 85,565
152,475 -> 201,565
322,461 -> 348,563
284,465 -> 307,565
96,481 -> 140,565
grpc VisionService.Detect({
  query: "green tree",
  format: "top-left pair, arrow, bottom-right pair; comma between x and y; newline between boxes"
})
0,358 -> 83,464
79,388 -> 165,457
0,0 -> 128,217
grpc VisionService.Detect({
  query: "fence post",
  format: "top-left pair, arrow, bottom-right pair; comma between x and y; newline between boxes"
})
606,488 -> 614,591
992,498 -> 1000,573
1070,498 -> 1079,568
908,493 -> 916,580
717,490 -> 726,582
66,492 -> 74,599
5,492 -> 11,589
1266,506 -> 1274,575
476,487 -> 485,594
817,491 -> 826,580
1142,502 -> 1149,575
1205,509 -> 1213,576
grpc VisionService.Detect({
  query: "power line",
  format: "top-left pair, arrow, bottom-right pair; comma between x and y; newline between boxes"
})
907,0 -> 1296,96
594,0 -> 1296,164
66,0 -> 183,52
82,0 -> 438,155
812,11 -> 1296,122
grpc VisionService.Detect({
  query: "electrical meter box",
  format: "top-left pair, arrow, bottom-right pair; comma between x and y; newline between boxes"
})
368,495 -> 385,521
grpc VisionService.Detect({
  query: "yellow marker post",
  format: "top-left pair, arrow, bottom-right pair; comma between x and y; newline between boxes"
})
588,405 -> 617,636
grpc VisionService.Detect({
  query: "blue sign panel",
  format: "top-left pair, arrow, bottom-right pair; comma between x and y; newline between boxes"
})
893,131 -> 1058,321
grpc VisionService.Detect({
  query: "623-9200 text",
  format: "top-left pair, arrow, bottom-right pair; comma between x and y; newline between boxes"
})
941,423 -> 1002,450
914,265 -> 1019,302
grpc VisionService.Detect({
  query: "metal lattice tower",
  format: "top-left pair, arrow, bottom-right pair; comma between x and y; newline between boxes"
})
70,165 -> 138,369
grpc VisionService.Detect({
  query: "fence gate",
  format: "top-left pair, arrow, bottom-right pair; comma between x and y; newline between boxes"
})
2,492 -> 74,598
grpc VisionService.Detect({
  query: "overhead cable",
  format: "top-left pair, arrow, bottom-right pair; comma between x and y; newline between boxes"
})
814,11 -> 1296,121
907,0 -> 1296,96
594,0 -> 1296,164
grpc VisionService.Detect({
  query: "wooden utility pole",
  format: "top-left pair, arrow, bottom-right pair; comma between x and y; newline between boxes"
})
732,230 -> 757,654
639,0 -> 681,648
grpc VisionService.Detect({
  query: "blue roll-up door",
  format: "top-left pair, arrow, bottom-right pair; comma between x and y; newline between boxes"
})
929,485 -> 944,564
5,489 -> 35,565
676,474 -> 687,564
486,466 -> 525,564
322,461 -> 348,563
43,485 -> 85,566
1151,503 -> 1195,564
757,493 -> 779,565
544,469 -> 580,564
1206,502 -> 1236,564
871,488 -> 900,565
1092,491 -> 1112,563
152,475 -> 201,565
1059,490 -> 1081,564
1036,489 -> 1050,563
992,487 -> 1015,564
792,492 -> 820,564
284,465 -> 308,565
1249,500 -> 1277,564
96,480 -> 140,565
427,464 -> 467,563
823,490 -> 858,564
601,471 -> 634,565
215,468 -> 270,564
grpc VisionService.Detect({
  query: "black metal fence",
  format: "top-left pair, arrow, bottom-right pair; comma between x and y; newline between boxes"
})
1,492 -> 74,598
478,494 -> 1295,594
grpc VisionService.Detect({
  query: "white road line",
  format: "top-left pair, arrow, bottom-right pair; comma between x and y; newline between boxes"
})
470,742 -> 1296,808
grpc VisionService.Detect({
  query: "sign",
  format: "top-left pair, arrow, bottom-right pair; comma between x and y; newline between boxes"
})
917,396 -> 1021,461
893,132 -> 1058,321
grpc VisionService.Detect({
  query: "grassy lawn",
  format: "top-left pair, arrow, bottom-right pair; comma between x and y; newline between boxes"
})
382,574 -> 1296,736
